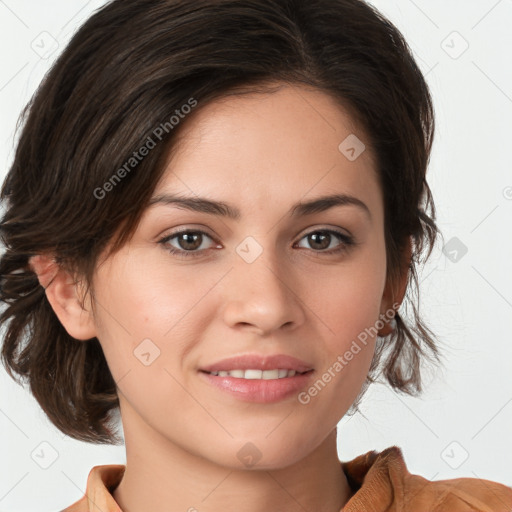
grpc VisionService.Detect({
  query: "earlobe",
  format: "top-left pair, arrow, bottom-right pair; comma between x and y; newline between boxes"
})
29,254 -> 97,340
377,237 -> 412,336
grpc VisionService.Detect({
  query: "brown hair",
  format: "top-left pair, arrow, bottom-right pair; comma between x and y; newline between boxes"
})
0,0 -> 441,444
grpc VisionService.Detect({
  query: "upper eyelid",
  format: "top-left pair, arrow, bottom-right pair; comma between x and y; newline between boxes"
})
161,224 -> 350,236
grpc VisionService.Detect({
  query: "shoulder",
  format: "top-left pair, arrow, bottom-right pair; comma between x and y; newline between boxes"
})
402,468 -> 512,511
342,445 -> 512,511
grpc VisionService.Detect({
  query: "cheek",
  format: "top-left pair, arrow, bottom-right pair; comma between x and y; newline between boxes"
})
306,236 -> 386,387
90,252 -> 220,378
309,241 -> 387,339
295,254 -> 386,431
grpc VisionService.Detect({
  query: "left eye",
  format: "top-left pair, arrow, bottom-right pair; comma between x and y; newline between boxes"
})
158,229 -> 353,258
295,230 -> 353,252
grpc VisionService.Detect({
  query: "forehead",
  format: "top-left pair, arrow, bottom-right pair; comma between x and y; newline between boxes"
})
154,83 -> 382,219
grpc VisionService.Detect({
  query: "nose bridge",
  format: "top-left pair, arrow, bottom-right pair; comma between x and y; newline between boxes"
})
222,234 -> 304,334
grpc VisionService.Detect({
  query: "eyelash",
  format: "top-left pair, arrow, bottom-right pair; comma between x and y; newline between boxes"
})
158,228 -> 355,259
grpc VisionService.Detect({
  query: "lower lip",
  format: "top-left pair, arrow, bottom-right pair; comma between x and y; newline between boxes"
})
198,370 -> 314,403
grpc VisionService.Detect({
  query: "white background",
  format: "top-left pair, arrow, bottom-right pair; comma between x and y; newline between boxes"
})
0,1 -> 511,510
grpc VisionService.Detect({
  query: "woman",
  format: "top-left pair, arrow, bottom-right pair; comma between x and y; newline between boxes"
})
1,0 -> 511,510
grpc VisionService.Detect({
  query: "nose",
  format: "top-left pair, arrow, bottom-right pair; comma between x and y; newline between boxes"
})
221,242 -> 306,336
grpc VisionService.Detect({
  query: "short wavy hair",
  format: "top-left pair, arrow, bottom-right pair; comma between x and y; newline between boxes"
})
0,0 -> 440,444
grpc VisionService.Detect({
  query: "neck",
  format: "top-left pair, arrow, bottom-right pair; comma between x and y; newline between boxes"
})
112,402 -> 353,512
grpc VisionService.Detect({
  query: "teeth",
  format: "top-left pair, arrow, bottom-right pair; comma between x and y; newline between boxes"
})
210,369 -> 301,379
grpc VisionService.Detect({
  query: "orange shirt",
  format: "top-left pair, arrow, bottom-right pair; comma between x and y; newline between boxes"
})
61,446 -> 512,511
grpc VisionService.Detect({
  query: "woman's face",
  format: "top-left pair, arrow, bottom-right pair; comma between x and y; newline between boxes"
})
87,83 -> 391,469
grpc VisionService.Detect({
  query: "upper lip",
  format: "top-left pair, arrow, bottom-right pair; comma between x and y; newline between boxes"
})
200,354 -> 314,373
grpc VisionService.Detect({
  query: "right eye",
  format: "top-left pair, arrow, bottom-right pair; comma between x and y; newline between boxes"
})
158,229 -> 220,259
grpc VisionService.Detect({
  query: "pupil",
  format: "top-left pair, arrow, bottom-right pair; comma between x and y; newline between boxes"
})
310,232 -> 330,250
180,233 -> 201,250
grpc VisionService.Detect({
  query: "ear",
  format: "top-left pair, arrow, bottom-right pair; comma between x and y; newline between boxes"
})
377,237 -> 412,336
29,254 -> 97,340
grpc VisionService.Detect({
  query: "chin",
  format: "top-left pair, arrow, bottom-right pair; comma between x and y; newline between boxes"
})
211,436 -> 316,471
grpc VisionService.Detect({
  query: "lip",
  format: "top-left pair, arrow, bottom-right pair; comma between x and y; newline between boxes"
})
198,369 -> 315,403
198,353 -> 315,403
199,353 -> 314,373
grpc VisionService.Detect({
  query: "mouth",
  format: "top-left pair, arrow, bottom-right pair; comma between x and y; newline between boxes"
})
200,368 -> 313,379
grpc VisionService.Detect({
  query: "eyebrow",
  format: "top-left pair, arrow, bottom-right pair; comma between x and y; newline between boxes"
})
148,192 -> 371,220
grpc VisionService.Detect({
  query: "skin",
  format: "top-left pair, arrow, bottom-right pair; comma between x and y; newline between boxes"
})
31,82 -> 409,512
